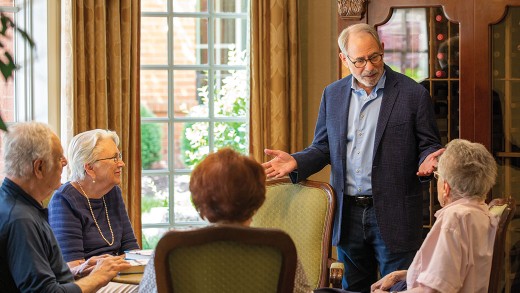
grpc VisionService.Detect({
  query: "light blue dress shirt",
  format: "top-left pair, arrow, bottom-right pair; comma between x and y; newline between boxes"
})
346,72 -> 386,196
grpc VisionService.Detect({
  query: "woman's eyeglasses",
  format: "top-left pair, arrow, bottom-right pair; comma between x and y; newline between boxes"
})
94,152 -> 122,163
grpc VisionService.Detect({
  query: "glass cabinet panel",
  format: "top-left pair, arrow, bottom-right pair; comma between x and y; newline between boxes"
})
491,7 -> 520,292
377,7 -> 459,231
492,7 -> 520,199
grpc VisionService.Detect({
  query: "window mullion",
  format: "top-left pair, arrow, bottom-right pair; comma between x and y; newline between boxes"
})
208,0 -> 215,154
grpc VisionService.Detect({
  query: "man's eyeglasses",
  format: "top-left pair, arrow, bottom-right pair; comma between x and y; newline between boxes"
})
433,171 -> 440,180
94,152 -> 122,163
346,53 -> 384,68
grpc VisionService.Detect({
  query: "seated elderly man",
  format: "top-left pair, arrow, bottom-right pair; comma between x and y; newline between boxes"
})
0,122 -> 131,292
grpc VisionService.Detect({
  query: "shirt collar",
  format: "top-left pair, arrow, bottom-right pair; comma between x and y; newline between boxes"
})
2,177 -> 48,214
434,197 -> 488,218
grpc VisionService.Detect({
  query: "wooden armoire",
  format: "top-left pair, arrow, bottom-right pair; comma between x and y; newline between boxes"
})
337,0 -> 520,291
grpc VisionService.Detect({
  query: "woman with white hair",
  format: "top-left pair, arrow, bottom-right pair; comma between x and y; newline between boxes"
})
371,139 -> 499,293
48,129 -> 139,292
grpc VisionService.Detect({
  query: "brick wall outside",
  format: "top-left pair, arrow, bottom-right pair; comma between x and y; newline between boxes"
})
140,14 -> 201,169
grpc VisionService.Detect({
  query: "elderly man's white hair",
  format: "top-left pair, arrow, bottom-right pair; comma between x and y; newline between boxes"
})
3,122 -> 56,178
337,23 -> 383,56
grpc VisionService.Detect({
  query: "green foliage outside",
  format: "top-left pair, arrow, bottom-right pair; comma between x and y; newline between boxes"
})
140,105 -> 162,169
404,67 -> 423,82
142,233 -> 162,250
141,175 -> 168,249
388,64 -> 424,82
141,193 -> 167,214
0,12 -> 35,131
181,48 -> 248,168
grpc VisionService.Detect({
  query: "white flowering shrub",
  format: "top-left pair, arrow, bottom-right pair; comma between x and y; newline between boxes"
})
181,48 -> 248,167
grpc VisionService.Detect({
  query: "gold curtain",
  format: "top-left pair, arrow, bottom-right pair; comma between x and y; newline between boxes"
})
73,0 -> 142,245
250,0 -> 303,162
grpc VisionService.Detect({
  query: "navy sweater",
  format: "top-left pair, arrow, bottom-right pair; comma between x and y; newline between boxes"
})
0,178 -> 80,292
48,182 -> 139,262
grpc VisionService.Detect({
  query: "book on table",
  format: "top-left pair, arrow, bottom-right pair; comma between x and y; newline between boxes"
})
119,258 -> 150,275
124,249 -> 153,260
120,249 -> 153,275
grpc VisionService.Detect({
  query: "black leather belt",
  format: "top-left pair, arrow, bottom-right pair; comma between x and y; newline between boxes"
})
346,196 -> 373,207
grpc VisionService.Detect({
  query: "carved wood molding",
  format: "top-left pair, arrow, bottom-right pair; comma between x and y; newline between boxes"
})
337,0 -> 368,20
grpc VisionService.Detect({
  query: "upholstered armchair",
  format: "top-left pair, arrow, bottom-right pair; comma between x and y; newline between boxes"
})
251,178 -> 336,289
154,225 -> 298,293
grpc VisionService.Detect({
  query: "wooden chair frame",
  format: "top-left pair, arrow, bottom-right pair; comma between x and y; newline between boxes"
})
488,197 -> 516,293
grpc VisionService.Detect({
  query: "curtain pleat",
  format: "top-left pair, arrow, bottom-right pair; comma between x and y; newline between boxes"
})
72,0 -> 142,246
250,0 -> 303,162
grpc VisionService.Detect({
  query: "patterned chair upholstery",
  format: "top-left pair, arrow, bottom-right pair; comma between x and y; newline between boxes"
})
251,178 -> 336,289
488,197 -> 516,293
154,224 -> 297,293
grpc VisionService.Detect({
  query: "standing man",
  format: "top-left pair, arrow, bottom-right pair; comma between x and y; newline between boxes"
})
0,121 -> 131,292
262,24 -> 444,292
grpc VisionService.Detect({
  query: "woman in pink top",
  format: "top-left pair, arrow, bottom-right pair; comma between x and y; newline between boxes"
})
371,139 -> 499,293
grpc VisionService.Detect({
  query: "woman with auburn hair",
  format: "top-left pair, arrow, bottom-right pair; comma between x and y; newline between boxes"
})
189,147 -> 266,224
139,148 -> 311,293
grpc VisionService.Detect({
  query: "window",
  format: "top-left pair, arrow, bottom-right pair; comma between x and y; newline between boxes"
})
140,0 -> 250,249
0,0 -> 56,179
377,8 -> 429,82
0,2 -> 30,129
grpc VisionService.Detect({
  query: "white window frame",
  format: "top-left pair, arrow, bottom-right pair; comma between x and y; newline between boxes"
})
140,0 -> 250,242
1,0 -> 60,133
0,1 -> 63,184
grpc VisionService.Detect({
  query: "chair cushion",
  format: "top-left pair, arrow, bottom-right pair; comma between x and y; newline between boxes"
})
489,204 -> 507,217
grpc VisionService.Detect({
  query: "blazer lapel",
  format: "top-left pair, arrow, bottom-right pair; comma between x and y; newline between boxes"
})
339,76 -> 352,148
337,76 -> 352,187
373,67 -> 398,160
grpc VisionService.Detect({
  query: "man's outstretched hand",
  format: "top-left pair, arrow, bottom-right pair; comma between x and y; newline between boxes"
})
261,149 -> 297,178
417,148 -> 445,177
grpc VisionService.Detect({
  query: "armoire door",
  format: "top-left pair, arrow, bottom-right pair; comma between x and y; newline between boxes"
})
484,3 -> 520,292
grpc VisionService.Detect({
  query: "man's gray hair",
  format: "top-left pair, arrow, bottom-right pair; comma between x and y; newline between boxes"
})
3,122 -> 56,178
338,23 -> 383,56
438,139 -> 497,200
68,129 -> 120,181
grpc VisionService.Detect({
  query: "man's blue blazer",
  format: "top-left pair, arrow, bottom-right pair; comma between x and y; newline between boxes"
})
290,65 -> 442,253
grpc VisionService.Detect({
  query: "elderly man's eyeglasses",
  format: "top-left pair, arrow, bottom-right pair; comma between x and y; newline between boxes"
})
94,152 -> 122,163
346,53 -> 384,68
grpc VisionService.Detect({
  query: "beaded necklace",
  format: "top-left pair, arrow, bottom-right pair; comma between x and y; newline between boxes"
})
76,181 -> 115,246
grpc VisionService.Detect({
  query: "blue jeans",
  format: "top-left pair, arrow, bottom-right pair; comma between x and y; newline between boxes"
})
337,204 -> 416,292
